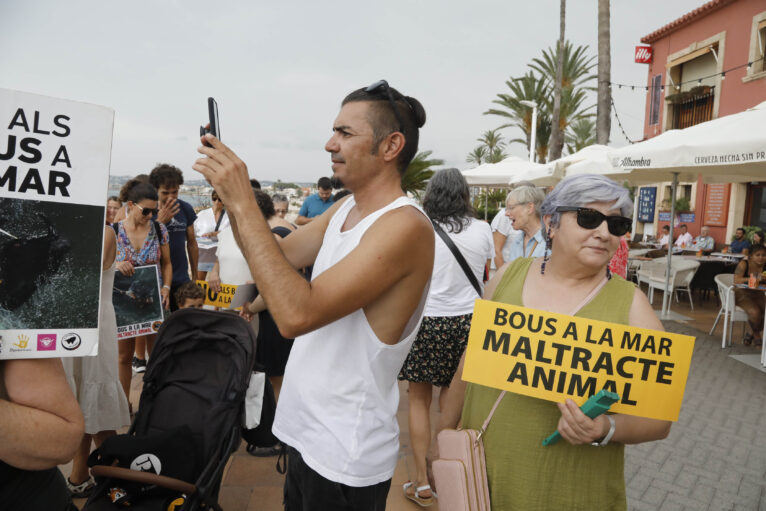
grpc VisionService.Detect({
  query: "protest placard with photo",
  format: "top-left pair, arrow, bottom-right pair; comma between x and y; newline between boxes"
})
463,300 -> 696,422
0,88 -> 113,359
114,265 -> 164,339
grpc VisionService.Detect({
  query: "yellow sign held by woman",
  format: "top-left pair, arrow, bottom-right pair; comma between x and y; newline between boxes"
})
462,300 -> 695,421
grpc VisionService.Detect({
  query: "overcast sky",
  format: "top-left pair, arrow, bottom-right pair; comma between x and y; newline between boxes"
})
1,0 -> 707,183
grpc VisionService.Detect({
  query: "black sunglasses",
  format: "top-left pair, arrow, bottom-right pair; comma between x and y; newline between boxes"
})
556,207 -> 631,236
364,79 -> 412,135
136,205 -> 159,216
212,196 -> 221,202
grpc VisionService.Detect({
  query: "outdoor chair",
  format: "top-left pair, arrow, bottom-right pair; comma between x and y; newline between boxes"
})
710,273 -> 748,348
645,259 -> 700,310
627,249 -> 650,282
636,259 -> 666,291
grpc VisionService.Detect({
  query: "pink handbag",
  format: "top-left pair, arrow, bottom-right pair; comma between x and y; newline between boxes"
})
432,391 -> 505,511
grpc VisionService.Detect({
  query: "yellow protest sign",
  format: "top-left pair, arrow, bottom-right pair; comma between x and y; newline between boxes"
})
463,300 -> 695,422
195,280 -> 238,308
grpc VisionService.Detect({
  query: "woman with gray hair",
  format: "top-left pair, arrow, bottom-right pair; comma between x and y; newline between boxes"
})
501,183 -> 547,265
398,168 -> 494,506
458,174 -> 671,509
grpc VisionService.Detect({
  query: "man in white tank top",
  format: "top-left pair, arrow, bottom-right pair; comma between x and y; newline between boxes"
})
194,81 -> 435,510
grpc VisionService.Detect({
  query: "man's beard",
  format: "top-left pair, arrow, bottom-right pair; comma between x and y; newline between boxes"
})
330,176 -> 344,189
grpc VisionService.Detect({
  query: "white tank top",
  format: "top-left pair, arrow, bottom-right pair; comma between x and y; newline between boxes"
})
272,195 -> 430,487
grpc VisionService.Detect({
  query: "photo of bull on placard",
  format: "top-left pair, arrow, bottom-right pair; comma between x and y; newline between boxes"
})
114,265 -> 164,339
0,197 -> 102,330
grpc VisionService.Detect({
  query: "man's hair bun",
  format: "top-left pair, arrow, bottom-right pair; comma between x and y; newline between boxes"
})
406,96 -> 426,128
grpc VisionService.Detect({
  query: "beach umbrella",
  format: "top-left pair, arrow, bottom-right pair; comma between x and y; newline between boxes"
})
461,157 -> 547,187
568,100 -> 766,318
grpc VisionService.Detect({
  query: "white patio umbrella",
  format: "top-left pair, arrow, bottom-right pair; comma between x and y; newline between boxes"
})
462,157 -> 549,219
568,100 -> 766,318
522,144 -> 614,188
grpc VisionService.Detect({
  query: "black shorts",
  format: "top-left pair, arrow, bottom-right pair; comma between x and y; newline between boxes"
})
283,446 -> 391,511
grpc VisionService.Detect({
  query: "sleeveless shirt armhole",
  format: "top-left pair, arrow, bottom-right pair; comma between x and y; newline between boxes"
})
491,257 -> 534,301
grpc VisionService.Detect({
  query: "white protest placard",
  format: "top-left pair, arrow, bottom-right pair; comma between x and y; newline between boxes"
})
0,88 -> 114,359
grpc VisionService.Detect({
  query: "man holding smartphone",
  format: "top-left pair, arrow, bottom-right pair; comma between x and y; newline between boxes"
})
194,82 -> 433,510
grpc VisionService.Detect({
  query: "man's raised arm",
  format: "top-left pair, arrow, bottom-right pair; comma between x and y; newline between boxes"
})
194,135 -> 433,341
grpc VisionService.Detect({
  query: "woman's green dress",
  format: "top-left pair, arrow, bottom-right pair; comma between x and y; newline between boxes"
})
461,257 -> 636,510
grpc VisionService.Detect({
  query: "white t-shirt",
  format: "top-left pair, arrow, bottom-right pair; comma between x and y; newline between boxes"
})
425,218 -> 493,317
490,210 -> 521,264
194,208 -> 230,265
216,227 -> 252,285
674,232 -> 693,248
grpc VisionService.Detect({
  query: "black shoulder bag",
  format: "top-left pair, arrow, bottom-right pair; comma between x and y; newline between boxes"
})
433,222 -> 482,297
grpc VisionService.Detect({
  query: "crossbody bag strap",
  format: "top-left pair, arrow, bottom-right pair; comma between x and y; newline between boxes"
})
433,222 -> 482,297
478,275 -> 609,436
214,209 -> 226,232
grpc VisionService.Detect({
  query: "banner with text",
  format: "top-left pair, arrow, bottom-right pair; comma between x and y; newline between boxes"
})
196,280 -> 239,308
0,88 -> 114,359
463,300 -> 695,421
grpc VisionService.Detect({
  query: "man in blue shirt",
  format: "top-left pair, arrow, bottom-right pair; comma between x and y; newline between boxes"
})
296,177 -> 334,225
150,163 -> 198,311
730,227 -> 751,255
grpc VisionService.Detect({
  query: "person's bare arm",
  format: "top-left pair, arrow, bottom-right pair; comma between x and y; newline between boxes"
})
160,243 -> 172,308
733,260 -> 749,284
557,288 -> 671,445
492,231 -> 506,269
103,226 -> 116,271
208,259 -> 221,293
295,215 -> 312,226
194,135 -> 432,341
186,225 -> 198,277
0,359 -> 84,470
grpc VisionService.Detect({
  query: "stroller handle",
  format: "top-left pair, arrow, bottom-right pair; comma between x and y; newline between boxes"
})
91,465 -> 197,495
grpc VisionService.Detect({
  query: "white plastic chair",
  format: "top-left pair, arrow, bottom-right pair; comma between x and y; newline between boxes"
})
636,259 -> 665,290
645,259 -> 700,310
710,273 -> 749,348
627,249 -> 650,281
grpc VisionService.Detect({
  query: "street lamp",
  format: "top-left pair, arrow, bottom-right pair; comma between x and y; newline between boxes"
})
519,100 -> 537,162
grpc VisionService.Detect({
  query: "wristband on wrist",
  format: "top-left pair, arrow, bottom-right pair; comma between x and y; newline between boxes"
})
162,284 -> 170,290
592,415 -> 616,446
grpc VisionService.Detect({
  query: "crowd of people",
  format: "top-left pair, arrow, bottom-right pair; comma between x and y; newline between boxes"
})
5,79 -> 764,511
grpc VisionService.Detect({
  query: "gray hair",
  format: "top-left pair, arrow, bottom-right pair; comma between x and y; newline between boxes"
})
271,193 -> 288,203
507,184 -> 546,217
541,174 -> 633,228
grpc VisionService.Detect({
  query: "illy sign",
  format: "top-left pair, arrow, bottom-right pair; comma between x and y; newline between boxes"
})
635,46 -> 652,64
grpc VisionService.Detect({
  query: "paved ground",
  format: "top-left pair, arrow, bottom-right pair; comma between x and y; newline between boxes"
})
68,299 -> 766,510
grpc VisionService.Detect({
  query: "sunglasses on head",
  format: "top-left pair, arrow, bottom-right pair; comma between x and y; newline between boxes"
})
364,79 -> 413,135
556,207 -> 631,237
212,196 -> 221,202
136,205 -> 159,216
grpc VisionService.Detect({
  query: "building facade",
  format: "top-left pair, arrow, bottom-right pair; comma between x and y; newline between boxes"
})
636,0 -> 766,245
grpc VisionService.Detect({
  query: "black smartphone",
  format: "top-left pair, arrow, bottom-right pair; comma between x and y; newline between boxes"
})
200,97 -> 220,147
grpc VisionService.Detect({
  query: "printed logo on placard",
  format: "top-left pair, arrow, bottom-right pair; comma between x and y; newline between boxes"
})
130,454 -> 162,475
61,333 -> 81,351
12,334 -> 31,351
152,321 -> 162,332
37,334 -> 57,351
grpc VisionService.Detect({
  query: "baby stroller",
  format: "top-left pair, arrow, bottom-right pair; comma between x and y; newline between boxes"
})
83,308 -> 257,511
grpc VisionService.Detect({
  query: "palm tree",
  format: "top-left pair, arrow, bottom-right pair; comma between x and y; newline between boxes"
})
597,0 -> 612,144
565,118 -> 597,154
484,72 -> 549,158
477,129 -> 506,154
528,40 -> 597,91
549,0 -> 567,161
466,146 -> 487,166
401,150 -> 444,198
486,147 -> 508,164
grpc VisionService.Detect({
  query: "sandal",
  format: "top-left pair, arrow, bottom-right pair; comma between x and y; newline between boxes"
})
67,475 -> 95,498
403,481 -> 434,507
246,443 -> 282,457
